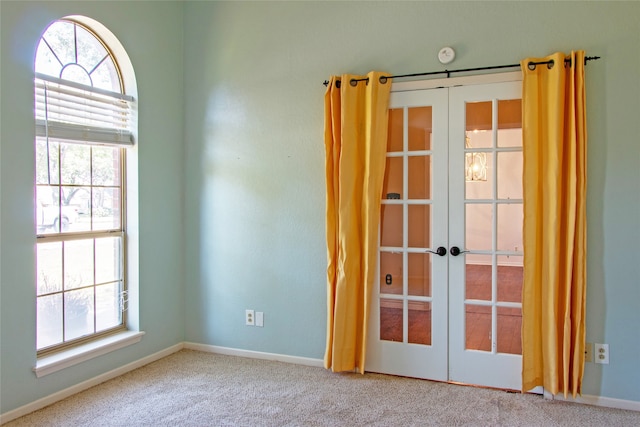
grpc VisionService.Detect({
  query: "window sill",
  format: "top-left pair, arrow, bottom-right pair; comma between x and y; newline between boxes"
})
33,331 -> 145,378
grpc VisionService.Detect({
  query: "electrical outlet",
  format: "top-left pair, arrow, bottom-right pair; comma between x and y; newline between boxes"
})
256,311 -> 264,327
245,309 -> 255,326
595,343 -> 609,364
584,342 -> 593,363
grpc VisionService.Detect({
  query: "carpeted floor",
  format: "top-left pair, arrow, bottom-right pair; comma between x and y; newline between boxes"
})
5,349 -> 640,426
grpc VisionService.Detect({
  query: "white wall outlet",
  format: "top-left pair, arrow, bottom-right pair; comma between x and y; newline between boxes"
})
584,342 -> 593,363
256,311 -> 264,327
595,343 -> 609,364
245,309 -> 255,326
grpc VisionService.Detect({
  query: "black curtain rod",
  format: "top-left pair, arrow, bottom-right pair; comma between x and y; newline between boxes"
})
323,56 -> 601,87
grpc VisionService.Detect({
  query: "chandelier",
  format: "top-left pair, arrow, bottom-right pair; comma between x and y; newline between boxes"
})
465,134 -> 487,182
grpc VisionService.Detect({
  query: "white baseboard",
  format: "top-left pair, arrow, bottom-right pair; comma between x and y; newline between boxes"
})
0,343 -> 184,424
544,390 -> 640,412
183,342 -> 325,368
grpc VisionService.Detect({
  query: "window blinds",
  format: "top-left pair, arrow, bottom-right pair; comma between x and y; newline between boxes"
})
35,73 -> 135,146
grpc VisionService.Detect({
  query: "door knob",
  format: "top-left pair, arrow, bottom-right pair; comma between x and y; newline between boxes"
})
427,246 -> 447,257
449,246 -> 469,256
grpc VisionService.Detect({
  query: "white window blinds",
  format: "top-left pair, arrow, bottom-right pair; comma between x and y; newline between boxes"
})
35,73 -> 135,146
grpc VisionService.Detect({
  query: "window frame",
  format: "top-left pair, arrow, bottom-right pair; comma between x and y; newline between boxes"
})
35,147 -> 128,357
34,18 -> 134,357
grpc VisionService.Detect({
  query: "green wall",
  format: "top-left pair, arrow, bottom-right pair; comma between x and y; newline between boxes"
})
1,1 -> 185,414
183,0 -> 640,402
2,0 -> 639,416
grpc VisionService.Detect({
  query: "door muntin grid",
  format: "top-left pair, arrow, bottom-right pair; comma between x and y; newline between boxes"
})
463,99 -> 523,356
380,106 -> 435,345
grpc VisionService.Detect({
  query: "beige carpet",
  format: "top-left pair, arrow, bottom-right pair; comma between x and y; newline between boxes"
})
5,349 -> 640,426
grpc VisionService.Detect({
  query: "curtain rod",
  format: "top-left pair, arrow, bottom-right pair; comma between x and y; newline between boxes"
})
323,56 -> 601,87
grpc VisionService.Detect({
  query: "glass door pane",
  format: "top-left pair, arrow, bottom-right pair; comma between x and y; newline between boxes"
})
408,253 -> 432,297
380,298 -> 402,342
461,96 -> 524,355
495,98 -> 523,356
408,106 -> 432,150
380,105 -> 435,344
409,301 -> 431,345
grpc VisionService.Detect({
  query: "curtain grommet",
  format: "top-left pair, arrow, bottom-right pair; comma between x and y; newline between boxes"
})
547,60 -> 554,69
350,79 -> 358,87
527,62 -> 536,71
379,76 -> 389,84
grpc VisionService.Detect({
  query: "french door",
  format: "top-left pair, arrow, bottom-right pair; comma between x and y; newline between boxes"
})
366,78 -> 524,391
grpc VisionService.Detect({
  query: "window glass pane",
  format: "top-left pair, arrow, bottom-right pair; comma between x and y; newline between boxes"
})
408,302 -> 431,345
96,282 -> 121,332
64,288 -> 94,340
36,139 -> 60,185
41,21 -> 76,70
95,237 -> 122,284
92,188 -> 121,231
37,185 -> 61,234
408,204 -> 430,248
92,146 -> 121,186
37,242 -> 63,295
465,204 -> 492,251
408,253 -> 431,297
37,294 -> 63,349
60,64 -> 92,86
387,108 -> 403,152
382,157 -> 402,200
497,204 -> 523,252
91,57 -> 120,92
497,151 -> 522,200
380,204 -> 402,248
61,143 -> 91,185
408,106 -> 432,151
408,155 -> 431,199
61,186 -> 87,232
380,298 -> 402,342
75,25 -> 108,74
64,239 -> 94,290
35,40 -> 63,78
465,304 -> 491,351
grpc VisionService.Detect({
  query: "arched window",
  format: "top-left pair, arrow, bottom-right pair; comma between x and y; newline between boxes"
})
34,18 -> 135,355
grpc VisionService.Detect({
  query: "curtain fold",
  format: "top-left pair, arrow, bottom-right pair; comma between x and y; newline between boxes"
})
324,71 -> 391,373
521,51 -> 588,397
